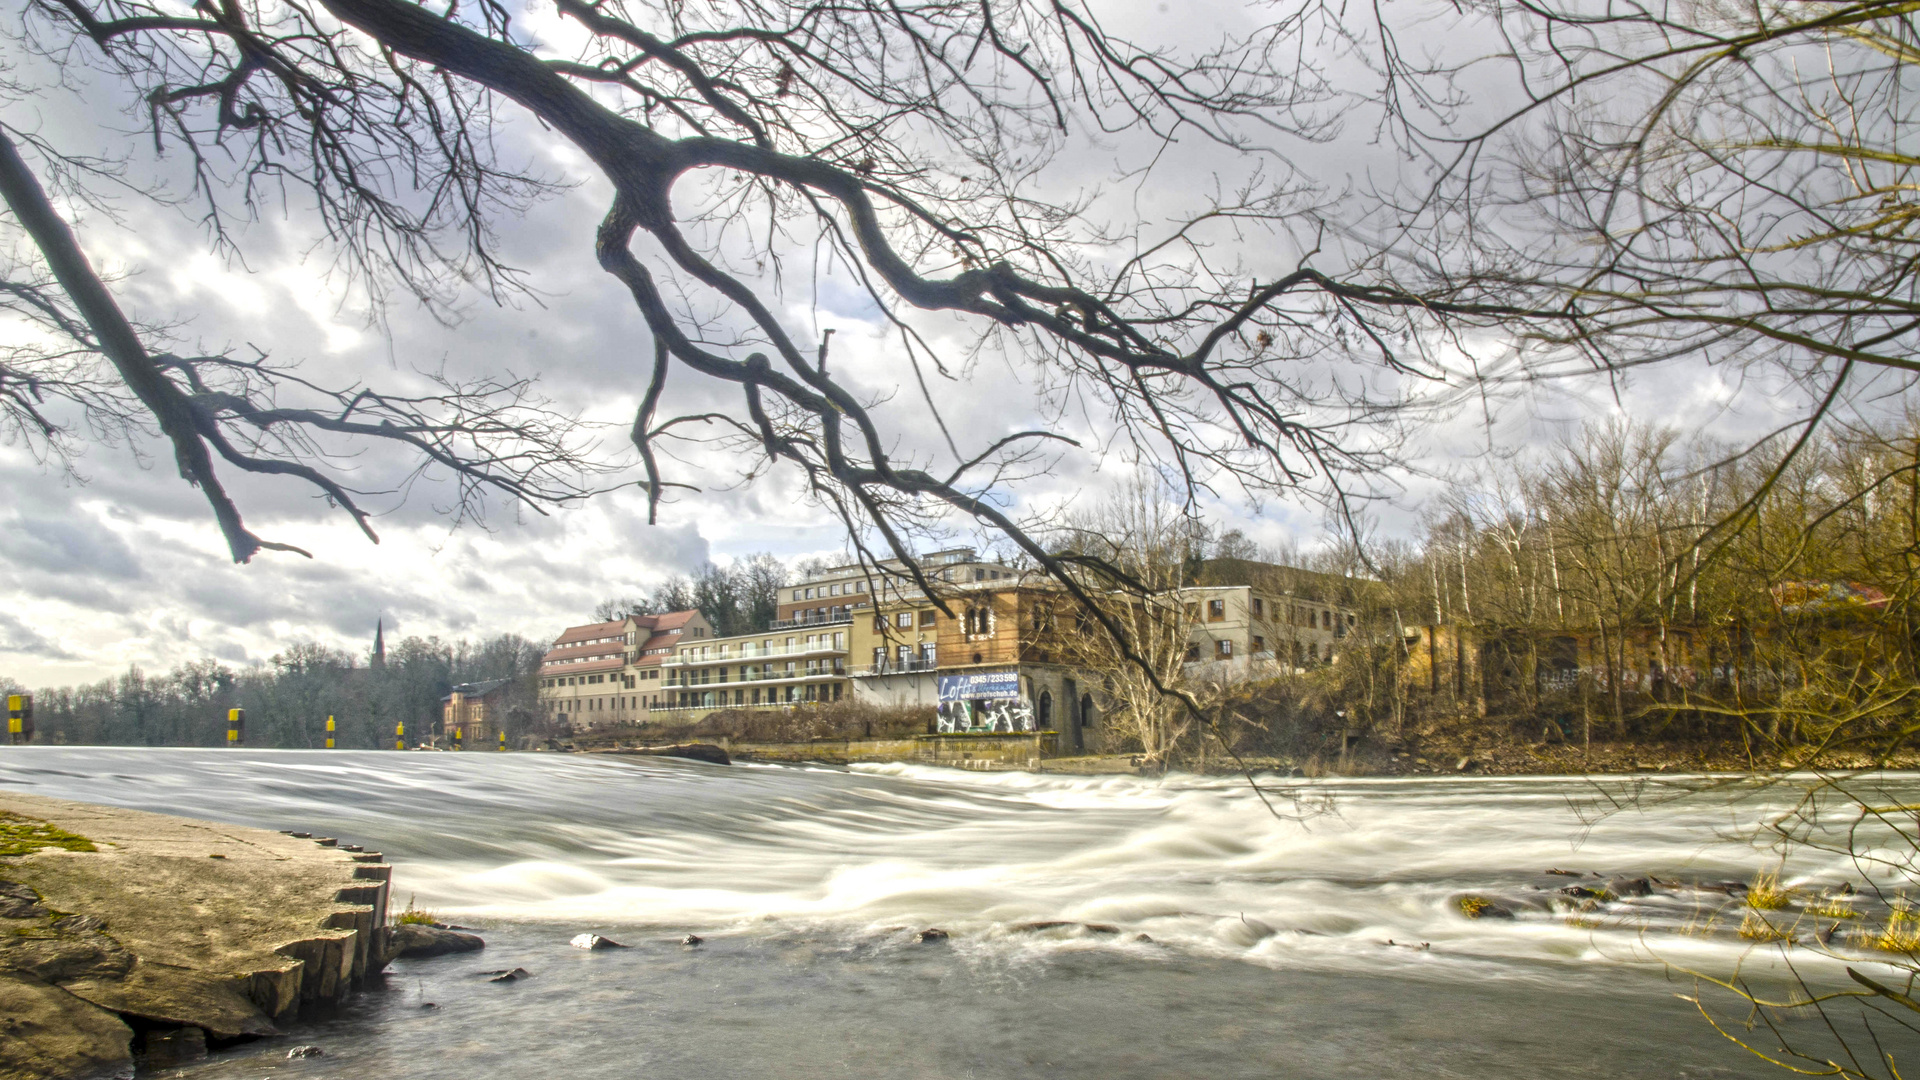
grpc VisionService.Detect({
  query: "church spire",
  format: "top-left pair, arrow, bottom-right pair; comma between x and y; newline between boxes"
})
372,617 -> 386,670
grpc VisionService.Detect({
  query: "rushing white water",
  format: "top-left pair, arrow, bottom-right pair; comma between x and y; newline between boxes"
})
3,747 -> 1914,1078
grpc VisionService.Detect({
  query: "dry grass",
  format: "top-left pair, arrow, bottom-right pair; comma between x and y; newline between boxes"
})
1739,910 -> 1794,942
1872,908 -> 1920,953
1747,869 -> 1794,911
394,894 -> 438,927
1805,899 -> 1860,920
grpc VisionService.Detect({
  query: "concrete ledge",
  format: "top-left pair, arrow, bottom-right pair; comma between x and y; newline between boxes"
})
0,792 -> 393,1079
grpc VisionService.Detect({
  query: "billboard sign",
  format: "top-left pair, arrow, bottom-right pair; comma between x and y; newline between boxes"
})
938,671 -> 1020,702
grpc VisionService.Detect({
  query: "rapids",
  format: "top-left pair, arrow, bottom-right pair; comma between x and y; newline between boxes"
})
2,747 -> 1914,1078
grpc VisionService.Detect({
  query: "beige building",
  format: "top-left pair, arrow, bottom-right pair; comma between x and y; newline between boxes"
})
537,610 -> 712,730
654,624 -> 851,714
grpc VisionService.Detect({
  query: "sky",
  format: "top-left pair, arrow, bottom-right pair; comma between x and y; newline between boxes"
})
0,0 -> 1847,688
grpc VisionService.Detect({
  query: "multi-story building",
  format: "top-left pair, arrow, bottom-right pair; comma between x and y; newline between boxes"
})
655,623 -> 851,713
537,610 -> 712,730
845,574 -> 1100,747
441,679 -> 513,748
1181,560 -> 1357,675
774,548 -> 1016,628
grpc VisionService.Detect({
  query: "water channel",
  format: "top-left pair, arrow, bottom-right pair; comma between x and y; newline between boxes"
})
4,747 -> 1915,1079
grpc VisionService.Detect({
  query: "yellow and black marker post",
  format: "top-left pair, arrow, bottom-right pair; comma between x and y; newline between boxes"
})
7,694 -> 32,746
325,715 -> 336,749
498,729 -> 506,752
394,721 -> 405,751
453,726 -> 463,750
227,708 -> 245,746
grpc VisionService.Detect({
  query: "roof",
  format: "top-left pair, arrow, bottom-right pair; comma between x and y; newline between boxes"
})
441,679 -> 511,702
1188,558 -> 1358,601
552,618 -> 630,646
633,610 -> 697,631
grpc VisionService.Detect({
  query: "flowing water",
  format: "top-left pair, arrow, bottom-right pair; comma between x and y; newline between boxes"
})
4,747 -> 1919,1079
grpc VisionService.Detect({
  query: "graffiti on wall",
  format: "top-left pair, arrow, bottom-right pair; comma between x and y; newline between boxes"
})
935,672 -> 1035,733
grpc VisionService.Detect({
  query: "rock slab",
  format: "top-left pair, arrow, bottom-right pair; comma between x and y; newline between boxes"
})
0,792 -> 395,1079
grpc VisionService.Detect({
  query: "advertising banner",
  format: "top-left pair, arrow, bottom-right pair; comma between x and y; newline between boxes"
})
937,671 -> 1020,702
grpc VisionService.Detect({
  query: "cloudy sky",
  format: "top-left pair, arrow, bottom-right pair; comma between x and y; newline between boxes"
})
0,0 -> 1842,688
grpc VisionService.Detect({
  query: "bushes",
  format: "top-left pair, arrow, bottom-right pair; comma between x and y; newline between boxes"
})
632,700 -> 935,744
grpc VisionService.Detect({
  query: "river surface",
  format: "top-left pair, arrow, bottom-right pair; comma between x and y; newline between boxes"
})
4,748 -> 1918,1079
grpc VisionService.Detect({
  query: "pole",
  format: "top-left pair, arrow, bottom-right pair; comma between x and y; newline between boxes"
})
227,708 -> 245,746
453,726 -> 463,751
498,729 -> 506,752
6,694 -> 32,745
394,721 -> 405,751
325,715 -> 336,749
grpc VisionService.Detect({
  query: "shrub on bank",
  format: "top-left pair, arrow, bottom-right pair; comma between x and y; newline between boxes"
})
621,700 -> 934,745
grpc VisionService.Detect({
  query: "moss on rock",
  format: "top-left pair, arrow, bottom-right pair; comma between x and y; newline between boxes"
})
0,812 -> 95,858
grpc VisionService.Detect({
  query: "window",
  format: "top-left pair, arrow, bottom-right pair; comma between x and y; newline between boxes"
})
874,616 -> 888,632
919,610 -> 936,627
1217,640 -> 1233,658
898,644 -> 913,665
829,583 -> 840,596
920,642 -> 937,665
834,632 -> 845,649
974,569 -> 986,581
1309,610 -> 1318,629
895,612 -> 913,628
793,589 -> 803,602
1208,599 -> 1226,621
873,647 -> 886,667
1253,598 -> 1264,617
1254,636 -> 1266,653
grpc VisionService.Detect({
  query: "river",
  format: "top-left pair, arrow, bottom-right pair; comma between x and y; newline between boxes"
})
3,747 -> 1915,1079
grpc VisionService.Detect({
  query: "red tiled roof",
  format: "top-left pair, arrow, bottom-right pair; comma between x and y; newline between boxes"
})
635,610 -> 697,631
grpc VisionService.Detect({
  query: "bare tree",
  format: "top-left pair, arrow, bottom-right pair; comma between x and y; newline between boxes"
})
0,121 -> 606,561
8,0 -> 1565,643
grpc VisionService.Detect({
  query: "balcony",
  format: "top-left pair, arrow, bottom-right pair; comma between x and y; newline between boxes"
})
849,658 -> 938,677
664,666 -> 846,689
769,612 -> 855,631
664,641 -> 846,666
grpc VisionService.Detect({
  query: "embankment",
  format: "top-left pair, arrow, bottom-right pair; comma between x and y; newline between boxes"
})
0,792 -> 393,1079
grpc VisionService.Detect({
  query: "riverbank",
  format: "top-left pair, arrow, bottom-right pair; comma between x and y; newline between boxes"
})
0,793 -> 394,1079
570,727 -> 1914,777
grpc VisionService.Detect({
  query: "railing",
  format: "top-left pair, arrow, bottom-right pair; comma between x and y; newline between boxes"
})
663,641 -> 846,665
664,665 -> 846,688
848,658 -> 938,677
768,612 -> 855,630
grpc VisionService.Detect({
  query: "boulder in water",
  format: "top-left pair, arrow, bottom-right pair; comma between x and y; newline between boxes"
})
918,928 -> 950,943
1454,895 -> 1516,920
682,934 -> 703,947
484,967 -> 531,983
286,1045 -> 325,1059
569,933 -> 628,950
1607,877 -> 1652,898
387,924 -> 485,960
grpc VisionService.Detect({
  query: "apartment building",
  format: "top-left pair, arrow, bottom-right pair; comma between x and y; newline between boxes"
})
537,610 -> 713,730
655,623 -> 851,713
844,576 -> 1102,747
775,548 -> 1017,628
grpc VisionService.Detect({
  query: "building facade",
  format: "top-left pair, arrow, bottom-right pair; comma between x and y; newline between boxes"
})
441,679 -> 512,748
537,610 -> 713,730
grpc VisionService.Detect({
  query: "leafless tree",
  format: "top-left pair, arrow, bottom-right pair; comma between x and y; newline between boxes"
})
5,0 -> 1575,703
0,120 -> 605,561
